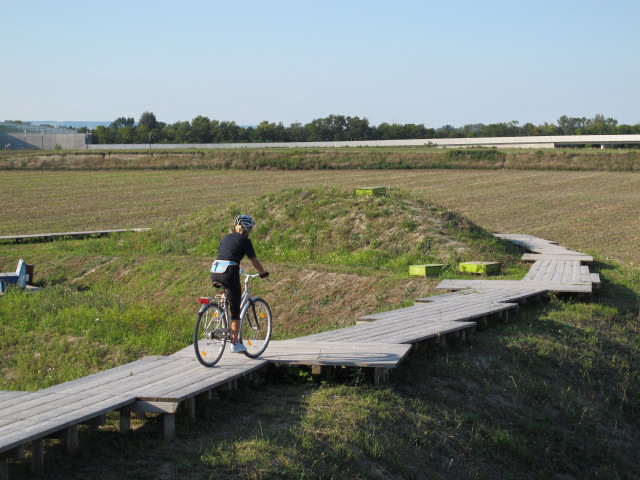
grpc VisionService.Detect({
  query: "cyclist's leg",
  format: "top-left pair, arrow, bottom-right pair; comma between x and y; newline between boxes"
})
213,267 -> 242,344
227,283 -> 242,344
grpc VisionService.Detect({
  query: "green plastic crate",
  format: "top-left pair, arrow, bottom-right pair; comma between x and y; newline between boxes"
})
458,261 -> 501,275
409,264 -> 446,277
354,187 -> 387,196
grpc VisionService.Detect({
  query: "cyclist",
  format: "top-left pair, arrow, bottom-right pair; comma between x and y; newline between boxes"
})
210,215 -> 269,353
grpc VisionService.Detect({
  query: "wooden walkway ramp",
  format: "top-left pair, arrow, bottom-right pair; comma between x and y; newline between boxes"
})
439,234 -> 599,294
0,234 -> 600,477
0,229 -> 149,243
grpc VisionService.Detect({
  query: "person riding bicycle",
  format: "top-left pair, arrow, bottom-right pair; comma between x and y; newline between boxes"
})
210,214 -> 269,353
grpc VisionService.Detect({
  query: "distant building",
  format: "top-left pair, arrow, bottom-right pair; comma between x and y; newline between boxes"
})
0,121 -> 87,150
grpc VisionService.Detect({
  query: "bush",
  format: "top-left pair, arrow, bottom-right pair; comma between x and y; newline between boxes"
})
446,147 -> 506,162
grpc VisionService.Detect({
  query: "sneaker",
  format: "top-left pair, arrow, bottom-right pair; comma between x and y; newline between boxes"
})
231,342 -> 247,353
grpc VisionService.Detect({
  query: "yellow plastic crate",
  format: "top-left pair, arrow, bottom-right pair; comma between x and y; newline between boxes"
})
458,261 -> 501,275
409,264 -> 446,277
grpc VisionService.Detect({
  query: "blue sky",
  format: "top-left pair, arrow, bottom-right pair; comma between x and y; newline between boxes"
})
2,0 -> 639,127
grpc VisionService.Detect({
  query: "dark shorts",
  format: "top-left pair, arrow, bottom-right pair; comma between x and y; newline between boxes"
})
210,265 -> 241,320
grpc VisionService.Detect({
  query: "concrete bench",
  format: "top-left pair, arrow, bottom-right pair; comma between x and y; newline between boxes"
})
0,260 -> 27,292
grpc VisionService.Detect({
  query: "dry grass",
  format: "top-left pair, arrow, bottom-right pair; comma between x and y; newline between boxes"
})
2,169 -> 639,265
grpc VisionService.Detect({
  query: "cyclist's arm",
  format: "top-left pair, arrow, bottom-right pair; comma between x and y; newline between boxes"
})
249,256 -> 268,277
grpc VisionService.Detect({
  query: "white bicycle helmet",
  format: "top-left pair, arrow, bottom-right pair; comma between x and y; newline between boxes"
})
235,214 -> 255,229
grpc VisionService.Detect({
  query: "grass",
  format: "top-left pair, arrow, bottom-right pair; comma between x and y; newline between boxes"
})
1,147 -> 640,171
1,168 -> 639,479
2,168 -> 640,265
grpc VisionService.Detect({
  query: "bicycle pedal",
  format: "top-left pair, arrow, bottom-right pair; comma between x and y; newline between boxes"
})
214,328 -> 230,337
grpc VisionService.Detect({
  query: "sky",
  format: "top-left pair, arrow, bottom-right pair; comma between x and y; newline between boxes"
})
2,0 -> 639,128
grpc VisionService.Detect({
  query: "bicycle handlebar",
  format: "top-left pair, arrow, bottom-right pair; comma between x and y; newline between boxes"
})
239,269 -> 267,278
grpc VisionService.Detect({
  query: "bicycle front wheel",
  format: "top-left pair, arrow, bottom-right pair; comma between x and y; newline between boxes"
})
194,303 -> 228,367
240,298 -> 272,358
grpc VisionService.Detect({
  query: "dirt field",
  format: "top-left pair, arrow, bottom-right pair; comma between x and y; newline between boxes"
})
2,169 -> 639,265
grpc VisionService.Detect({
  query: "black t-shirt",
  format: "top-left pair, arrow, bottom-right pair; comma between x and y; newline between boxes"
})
216,232 -> 256,264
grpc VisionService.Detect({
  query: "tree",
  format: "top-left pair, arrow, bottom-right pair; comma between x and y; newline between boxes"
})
344,116 -> 372,141
110,117 -> 134,129
191,116 -> 212,143
92,125 -> 114,144
557,116 -> 588,135
138,111 -> 158,130
584,114 -> 618,135
288,122 -> 306,142
252,121 -> 288,142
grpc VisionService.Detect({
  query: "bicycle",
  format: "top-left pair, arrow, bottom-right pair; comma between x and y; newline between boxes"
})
194,269 -> 273,367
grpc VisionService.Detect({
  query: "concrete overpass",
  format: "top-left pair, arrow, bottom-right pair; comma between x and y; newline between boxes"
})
85,134 -> 640,150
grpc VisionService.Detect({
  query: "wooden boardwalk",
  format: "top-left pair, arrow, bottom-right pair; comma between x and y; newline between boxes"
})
0,229 -> 149,243
0,234 -> 600,477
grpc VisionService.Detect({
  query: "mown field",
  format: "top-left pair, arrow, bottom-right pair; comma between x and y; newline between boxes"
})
1,154 -> 639,479
2,168 -> 640,265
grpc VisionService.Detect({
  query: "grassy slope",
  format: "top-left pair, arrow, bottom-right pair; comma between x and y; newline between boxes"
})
1,177 -> 639,479
2,168 -> 640,265
1,147 -> 640,171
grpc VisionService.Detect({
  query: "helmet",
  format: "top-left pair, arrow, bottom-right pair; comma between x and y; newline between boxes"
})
235,214 -> 255,229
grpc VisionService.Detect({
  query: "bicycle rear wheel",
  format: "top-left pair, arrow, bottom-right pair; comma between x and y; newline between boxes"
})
240,298 -> 272,358
194,303 -> 228,367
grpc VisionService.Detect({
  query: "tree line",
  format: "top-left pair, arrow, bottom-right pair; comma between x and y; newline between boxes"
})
87,112 -> 640,145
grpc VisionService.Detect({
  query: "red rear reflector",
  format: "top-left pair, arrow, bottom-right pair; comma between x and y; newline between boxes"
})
197,297 -> 210,304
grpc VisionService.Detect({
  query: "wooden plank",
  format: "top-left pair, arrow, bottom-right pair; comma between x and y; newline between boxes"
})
136,356 -> 267,401
358,301 -> 517,324
43,356 -> 162,394
436,279 -> 592,293
298,313 -> 482,345
0,229 -> 149,242
260,341 -> 411,368
522,259 -> 544,281
541,259 -> 557,282
46,356 -> 184,395
522,253 -> 593,263
0,392 -> 30,403
572,262 -> 582,283
417,287 -> 547,305
381,322 -> 477,344
0,394 -> 135,453
550,260 -> 565,283
564,261 -> 575,282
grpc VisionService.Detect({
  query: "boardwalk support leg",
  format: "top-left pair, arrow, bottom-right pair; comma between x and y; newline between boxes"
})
120,408 -> 131,434
126,400 -> 180,440
373,368 -> 389,386
187,397 -> 196,419
31,439 -> 44,476
164,414 -> 176,441
82,414 -> 105,433
65,425 -> 78,454
1,446 -> 24,480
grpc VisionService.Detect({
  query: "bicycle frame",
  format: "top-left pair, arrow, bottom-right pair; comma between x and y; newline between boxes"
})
198,269 -> 260,327
195,268 -> 271,365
